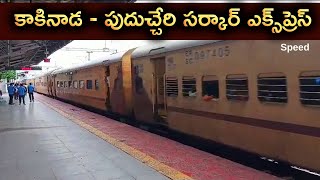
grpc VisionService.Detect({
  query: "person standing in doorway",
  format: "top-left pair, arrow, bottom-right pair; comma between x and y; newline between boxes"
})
18,83 -> 26,105
7,83 -> 15,105
27,83 -> 35,102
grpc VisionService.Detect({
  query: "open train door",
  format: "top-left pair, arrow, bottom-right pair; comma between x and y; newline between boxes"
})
150,49 -> 168,126
53,75 -> 57,98
47,76 -> 50,95
104,65 -> 112,111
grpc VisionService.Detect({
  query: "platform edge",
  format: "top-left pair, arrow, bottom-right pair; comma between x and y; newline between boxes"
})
39,99 -> 194,180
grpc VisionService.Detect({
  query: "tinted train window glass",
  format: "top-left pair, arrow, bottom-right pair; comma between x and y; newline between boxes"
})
64,81 -> 68,88
95,80 -> 99,90
166,77 -> 178,97
202,75 -> 219,100
68,81 -> 72,88
79,80 -> 84,89
203,81 -> 219,98
226,75 -> 249,101
182,76 -> 196,97
87,80 -> 93,89
60,81 -> 63,88
299,74 -> 320,106
73,81 -> 78,89
258,75 -> 287,103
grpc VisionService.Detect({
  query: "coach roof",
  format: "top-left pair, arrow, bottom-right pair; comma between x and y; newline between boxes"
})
52,51 -> 126,75
131,40 -> 223,59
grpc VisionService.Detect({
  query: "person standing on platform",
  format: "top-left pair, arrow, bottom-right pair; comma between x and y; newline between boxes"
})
18,83 -> 26,105
27,83 -> 34,102
14,83 -> 19,100
7,83 -> 15,105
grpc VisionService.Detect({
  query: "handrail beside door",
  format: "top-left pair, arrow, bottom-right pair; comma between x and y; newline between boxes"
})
151,73 -> 155,113
163,73 -> 167,113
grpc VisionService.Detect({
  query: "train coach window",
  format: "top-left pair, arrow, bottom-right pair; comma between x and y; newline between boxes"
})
64,81 -> 68,88
79,80 -> 84,89
68,81 -> 72,88
257,74 -> 288,103
87,80 -> 93,90
182,76 -> 197,97
73,81 -> 78,89
95,80 -> 99,90
57,81 -> 60,88
202,75 -> 219,100
60,81 -> 63,88
166,77 -> 178,97
299,72 -> 320,106
226,75 -> 249,101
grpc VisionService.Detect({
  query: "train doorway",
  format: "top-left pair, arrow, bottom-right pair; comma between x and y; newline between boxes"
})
151,57 -> 168,125
53,76 -> 57,98
105,66 -> 111,111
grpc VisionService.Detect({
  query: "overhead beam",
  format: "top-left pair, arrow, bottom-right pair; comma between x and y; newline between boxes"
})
31,40 -> 43,47
0,45 -> 42,59
28,46 -> 45,62
11,43 -> 40,51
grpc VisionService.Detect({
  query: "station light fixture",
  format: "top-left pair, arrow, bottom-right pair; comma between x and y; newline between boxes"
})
43,58 -> 51,63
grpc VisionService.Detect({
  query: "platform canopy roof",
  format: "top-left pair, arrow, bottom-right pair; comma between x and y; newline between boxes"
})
0,40 -> 72,71
0,0 -> 137,71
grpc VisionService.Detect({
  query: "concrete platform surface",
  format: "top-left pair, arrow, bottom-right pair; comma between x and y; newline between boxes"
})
34,94 -> 281,180
0,95 -> 170,180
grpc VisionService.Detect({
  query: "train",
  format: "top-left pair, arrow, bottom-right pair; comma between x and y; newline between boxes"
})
27,40 -> 320,173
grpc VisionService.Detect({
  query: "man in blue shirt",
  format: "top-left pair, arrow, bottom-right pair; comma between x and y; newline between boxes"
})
7,83 -> 15,105
18,83 -> 26,105
14,83 -> 19,100
27,83 -> 35,102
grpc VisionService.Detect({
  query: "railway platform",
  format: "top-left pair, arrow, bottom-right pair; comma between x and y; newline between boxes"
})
0,93 -> 281,180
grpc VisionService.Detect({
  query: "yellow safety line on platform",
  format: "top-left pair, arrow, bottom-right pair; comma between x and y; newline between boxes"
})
39,99 -> 193,180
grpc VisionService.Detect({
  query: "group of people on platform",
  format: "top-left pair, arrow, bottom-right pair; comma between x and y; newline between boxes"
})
7,83 -> 34,105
